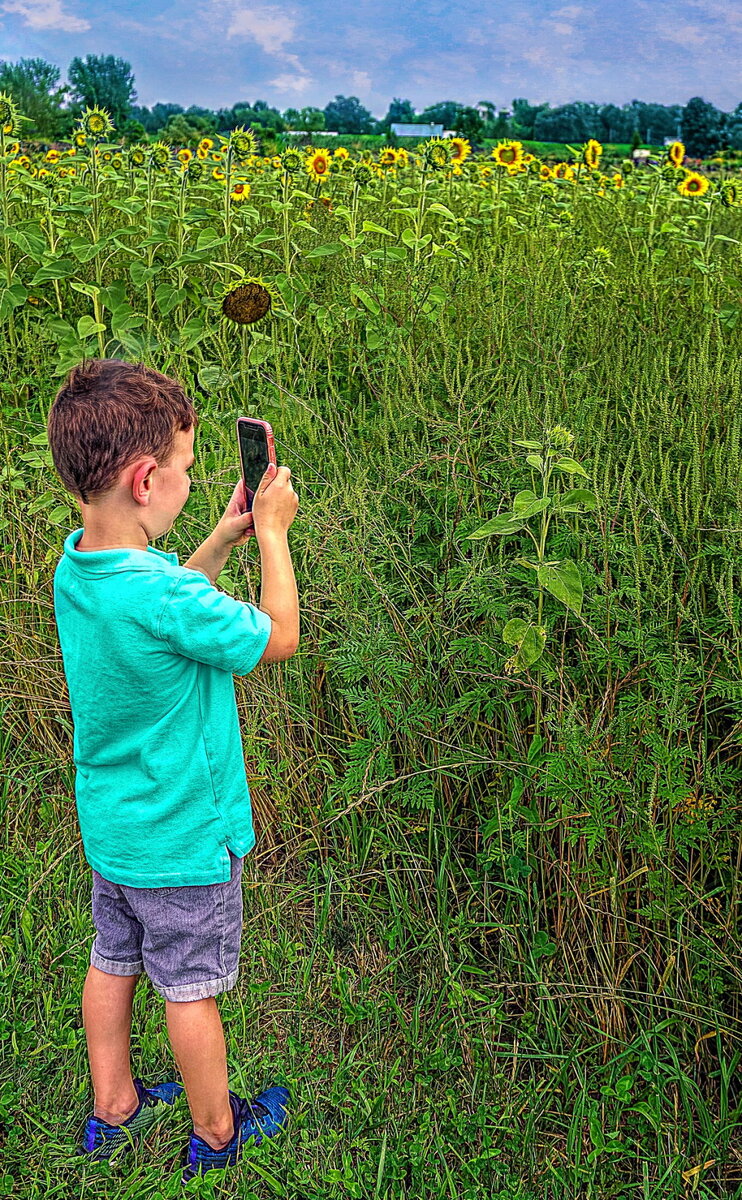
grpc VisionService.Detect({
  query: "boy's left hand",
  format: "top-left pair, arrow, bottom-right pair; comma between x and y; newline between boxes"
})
213,480 -> 255,548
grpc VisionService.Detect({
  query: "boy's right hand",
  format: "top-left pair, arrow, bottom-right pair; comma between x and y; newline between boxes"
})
251,463 -> 298,539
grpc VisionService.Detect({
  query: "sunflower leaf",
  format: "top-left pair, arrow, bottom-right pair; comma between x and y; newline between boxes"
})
502,618 -> 546,670
537,559 -> 583,615
466,514 -> 526,539
553,457 -> 589,478
304,243 -> 344,258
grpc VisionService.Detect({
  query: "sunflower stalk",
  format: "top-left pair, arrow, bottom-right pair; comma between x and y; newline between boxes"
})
414,167 -> 430,269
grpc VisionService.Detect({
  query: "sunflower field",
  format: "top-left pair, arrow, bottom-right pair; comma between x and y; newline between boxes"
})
2,97 -> 742,1197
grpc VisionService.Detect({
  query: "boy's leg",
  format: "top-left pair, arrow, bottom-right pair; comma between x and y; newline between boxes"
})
165,997 -> 235,1150
82,964 -> 140,1123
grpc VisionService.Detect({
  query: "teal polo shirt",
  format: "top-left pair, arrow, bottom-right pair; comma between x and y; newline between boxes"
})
53,528 -> 273,887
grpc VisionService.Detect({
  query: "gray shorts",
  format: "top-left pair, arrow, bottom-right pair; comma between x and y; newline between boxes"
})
90,850 -> 244,1002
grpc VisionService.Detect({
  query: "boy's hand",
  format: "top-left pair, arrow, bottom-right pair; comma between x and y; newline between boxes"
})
213,471 -> 275,548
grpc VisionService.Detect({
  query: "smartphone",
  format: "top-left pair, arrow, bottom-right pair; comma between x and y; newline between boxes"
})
236,417 -> 277,514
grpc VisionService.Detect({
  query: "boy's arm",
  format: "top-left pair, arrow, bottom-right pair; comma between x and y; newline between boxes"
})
183,531 -> 232,586
257,530 -> 299,651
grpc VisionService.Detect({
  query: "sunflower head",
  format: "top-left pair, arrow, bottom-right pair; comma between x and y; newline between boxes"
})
678,171 -> 709,198
333,146 -> 349,160
449,137 -> 471,163
422,137 -> 453,170
73,131 -> 88,149
353,163 -> 373,186
379,146 -> 397,168
547,425 -> 574,451
552,162 -> 575,181
582,139 -> 602,169
621,158 -> 634,176
111,155 -> 123,169
230,126 -> 259,163
79,105 -> 115,140
492,140 -> 524,168
186,157 -> 205,182
229,181 -> 251,202
306,148 -> 332,182
720,182 -> 741,208
280,147 -> 303,174
149,141 -> 172,170
612,172 -> 624,189
539,164 -> 552,181
177,148 -> 193,165
395,147 -> 409,168
199,137 -> 214,152
128,145 -> 147,167
667,140 -> 685,168
220,275 -> 279,325
0,92 -> 20,138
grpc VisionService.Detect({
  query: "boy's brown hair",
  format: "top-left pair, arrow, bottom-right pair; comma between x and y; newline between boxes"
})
48,358 -> 199,504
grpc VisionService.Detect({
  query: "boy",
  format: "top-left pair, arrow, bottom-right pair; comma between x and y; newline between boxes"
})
47,357 -> 300,1183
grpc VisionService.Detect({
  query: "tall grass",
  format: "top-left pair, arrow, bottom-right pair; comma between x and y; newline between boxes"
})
1,156 -> 741,1197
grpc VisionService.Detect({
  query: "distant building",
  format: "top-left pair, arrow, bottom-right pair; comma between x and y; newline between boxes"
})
390,123 -> 443,138
632,148 -> 652,164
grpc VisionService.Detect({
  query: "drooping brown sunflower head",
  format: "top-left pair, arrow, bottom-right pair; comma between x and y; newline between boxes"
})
221,278 -> 277,325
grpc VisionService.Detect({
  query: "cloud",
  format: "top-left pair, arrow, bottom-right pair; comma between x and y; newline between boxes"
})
217,2 -> 296,53
269,71 -> 312,93
1,0 -> 89,31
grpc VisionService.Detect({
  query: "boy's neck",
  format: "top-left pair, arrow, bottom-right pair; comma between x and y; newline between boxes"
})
77,514 -> 151,553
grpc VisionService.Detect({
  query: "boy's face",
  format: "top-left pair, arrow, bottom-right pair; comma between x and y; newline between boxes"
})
147,425 -> 196,536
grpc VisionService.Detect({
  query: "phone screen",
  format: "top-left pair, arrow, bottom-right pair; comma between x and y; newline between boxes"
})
238,421 -> 270,512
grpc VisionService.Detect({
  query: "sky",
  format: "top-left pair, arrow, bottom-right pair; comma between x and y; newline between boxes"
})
0,0 -> 740,116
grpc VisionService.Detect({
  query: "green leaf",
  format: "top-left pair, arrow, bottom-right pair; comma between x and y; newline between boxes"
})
466,513 -> 526,539
513,489 -> 537,512
502,618 -> 546,669
350,285 -> 380,315
198,365 -> 233,391
428,202 -> 456,219
196,227 -> 226,252
154,283 -> 186,316
553,457 -> 589,477
179,315 -> 207,351
512,496 -> 550,519
537,559 -> 583,615
30,258 -> 76,285
361,220 -> 394,236
526,453 -> 544,471
76,315 -> 105,339
553,488 -> 598,512
304,242 -> 344,258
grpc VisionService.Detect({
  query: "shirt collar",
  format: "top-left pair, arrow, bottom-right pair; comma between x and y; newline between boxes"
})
63,527 -> 179,573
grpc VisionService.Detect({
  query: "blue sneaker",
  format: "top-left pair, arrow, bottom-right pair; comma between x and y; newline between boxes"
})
78,1076 -> 184,1161
181,1085 -> 290,1183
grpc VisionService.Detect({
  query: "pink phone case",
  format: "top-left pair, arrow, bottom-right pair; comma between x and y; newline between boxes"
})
236,417 -> 277,526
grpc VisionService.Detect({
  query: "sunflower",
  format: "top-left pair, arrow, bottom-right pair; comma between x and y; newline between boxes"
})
58,167 -> 68,178
539,164 -> 552,180
720,182 -> 741,208
333,146 -> 349,160
66,146 -> 76,156
552,162 -> 575,181
67,166 -> 77,177
211,151 -> 224,162
280,147 -> 303,174
45,149 -> 61,163
306,148 -> 332,182
79,105 -> 114,139
196,144 -> 210,160
667,140 -> 685,168
220,275 -> 279,325
396,147 -> 409,168
449,137 -> 471,163
199,137 -> 214,153
101,151 -> 113,163
128,145 -> 147,167
492,140 -> 524,168
73,131 -> 87,148
353,163 -> 373,186
229,181 -> 251,201
422,137 -> 452,170
678,171 -> 709,198
478,164 -> 494,182
0,92 -> 20,137
177,148 -> 193,165
212,167 -> 227,181
522,152 -> 535,165
111,155 -> 123,169
149,141 -> 171,170
230,126 -> 258,163
379,146 -> 397,168
38,168 -> 50,178
186,157 -> 205,182
271,155 -> 282,169
6,141 -> 19,156
582,139 -> 602,169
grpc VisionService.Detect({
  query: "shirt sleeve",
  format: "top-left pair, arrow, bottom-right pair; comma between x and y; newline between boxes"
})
157,570 -> 273,676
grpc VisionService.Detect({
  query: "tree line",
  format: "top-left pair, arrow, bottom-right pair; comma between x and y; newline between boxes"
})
1,54 -> 740,158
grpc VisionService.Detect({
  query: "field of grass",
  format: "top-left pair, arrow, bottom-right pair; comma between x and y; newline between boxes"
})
1,117 -> 742,1197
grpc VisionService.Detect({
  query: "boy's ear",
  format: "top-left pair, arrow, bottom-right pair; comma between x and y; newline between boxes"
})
131,458 -> 158,503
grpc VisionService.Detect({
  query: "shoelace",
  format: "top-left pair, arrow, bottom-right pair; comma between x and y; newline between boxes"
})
235,1096 -> 272,1124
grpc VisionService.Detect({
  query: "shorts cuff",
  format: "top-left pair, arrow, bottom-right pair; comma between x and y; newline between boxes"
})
91,946 -> 144,976
154,967 -> 239,1003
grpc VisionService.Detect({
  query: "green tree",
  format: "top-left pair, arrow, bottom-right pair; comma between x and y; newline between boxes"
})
419,100 -> 462,129
380,97 -> 416,132
67,54 -> 136,128
510,98 -> 548,140
131,103 -> 183,133
299,106 -> 325,132
682,96 -> 721,158
456,106 -> 484,143
723,103 -> 742,151
0,57 -> 67,139
323,95 -> 374,134
163,113 -> 214,148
